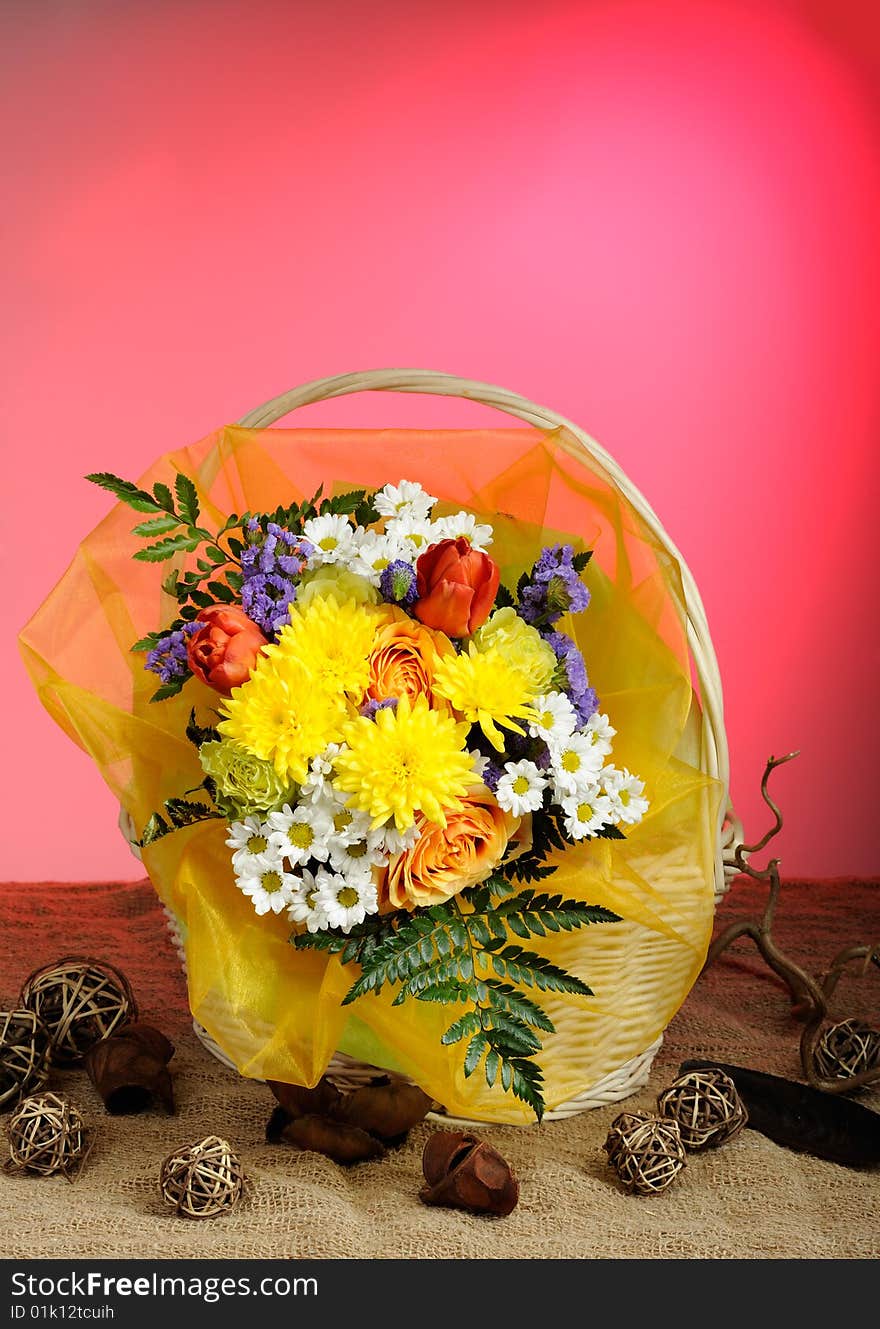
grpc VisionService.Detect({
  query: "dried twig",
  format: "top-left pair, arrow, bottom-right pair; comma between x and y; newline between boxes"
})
704,753 -> 879,1094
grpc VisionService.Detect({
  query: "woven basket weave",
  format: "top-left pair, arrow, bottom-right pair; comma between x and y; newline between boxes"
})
122,369 -> 742,1122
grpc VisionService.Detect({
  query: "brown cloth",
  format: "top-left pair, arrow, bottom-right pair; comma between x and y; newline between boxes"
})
0,876 -> 877,1260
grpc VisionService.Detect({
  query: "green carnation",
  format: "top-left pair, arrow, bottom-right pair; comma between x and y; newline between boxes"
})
199,739 -> 295,818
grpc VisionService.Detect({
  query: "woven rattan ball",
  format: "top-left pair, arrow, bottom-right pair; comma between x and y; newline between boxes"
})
603,1110 -> 686,1195
5,1092 -> 89,1179
0,1010 -> 51,1112
657,1069 -> 747,1151
160,1136 -> 244,1219
815,1019 -> 880,1081
20,956 -> 136,1067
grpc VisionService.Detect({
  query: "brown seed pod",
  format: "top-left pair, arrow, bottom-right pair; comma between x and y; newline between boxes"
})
0,1010 -> 52,1113
20,956 -> 136,1066
267,1109 -> 386,1164
84,1022 -> 175,1114
331,1080 -> 433,1140
420,1130 -> 519,1216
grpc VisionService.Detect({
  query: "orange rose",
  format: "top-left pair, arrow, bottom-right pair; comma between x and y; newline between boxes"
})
413,538 -> 500,638
381,788 -> 520,910
366,611 -> 455,708
186,605 -> 268,696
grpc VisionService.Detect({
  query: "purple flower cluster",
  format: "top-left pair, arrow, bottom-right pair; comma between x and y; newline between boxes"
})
145,622 -> 199,684
240,518 -> 313,635
543,630 -> 599,725
359,697 -> 399,719
518,544 -> 590,627
379,559 -> 418,607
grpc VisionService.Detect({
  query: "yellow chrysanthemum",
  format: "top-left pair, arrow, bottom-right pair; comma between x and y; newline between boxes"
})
334,693 -> 474,831
469,607 -> 556,694
218,659 -> 345,784
432,644 -> 537,752
263,594 -> 382,700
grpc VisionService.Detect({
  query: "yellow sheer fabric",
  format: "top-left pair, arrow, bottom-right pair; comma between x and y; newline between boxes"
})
20,425 -> 721,1121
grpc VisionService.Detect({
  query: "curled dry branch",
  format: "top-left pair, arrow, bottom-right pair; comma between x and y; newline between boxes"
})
705,753 -> 879,1094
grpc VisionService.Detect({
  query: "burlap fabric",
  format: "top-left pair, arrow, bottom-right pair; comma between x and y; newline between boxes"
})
1,877 -> 877,1260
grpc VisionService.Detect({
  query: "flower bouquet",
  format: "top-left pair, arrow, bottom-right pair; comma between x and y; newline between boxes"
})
20,377 -> 725,1123
87,471 -> 649,1119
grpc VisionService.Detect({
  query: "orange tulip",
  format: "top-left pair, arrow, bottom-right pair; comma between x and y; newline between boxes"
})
186,605 -> 268,696
413,538 -> 499,638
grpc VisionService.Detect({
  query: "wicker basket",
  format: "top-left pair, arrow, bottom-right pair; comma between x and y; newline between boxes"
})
122,369 -> 742,1122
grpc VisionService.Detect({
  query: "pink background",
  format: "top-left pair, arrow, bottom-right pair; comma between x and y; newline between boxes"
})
4,0 -> 880,881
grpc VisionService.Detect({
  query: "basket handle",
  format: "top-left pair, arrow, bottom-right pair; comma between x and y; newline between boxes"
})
237,368 -> 735,897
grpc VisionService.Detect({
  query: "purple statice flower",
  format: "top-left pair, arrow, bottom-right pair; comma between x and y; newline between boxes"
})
240,519 -> 313,635
145,622 -> 199,685
379,559 -> 418,607
542,628 -> 599,721
482,760 -> 504,793
242,572 -> 297,635
573,686 -> 599,726
534,742 -> 553,772
517,544 -> 590,627
359,697 -> 398,719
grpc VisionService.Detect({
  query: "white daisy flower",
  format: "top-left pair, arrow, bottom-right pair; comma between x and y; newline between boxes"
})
236,861 -> 298,916
300,744 -> 341,801
528,691 -> 577,744
549,732 -> 604,797
380,821 -> 421,855
561,788 -> 613,840
315,868 -> 379,934
602,767 -> 649,826
318,791 -> 372,846
226,816 -> 276,875
435,511 -> 493,551
266,801 -> 332,866
495,760 -> 546,816
585,711 -> 616,759
349,530 -> 408,586
374,479 -> 437,522
329,838 -> 388,876
287,868 -> 329,933
384,513 -> 439,558
302,513 -> 357,566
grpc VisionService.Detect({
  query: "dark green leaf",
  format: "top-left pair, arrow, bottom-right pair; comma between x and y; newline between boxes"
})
133,533 -> 201,563
86,472 -> 162,514
441,1012 -> 482,1045
174,473 -> 200,524
207,580 -> 235,603
132,513 -> 180,537
494,583 -> 515,609
152,482 -> 175,513
185,709 -> 220,749
139,812 -> 171,846
463,1032 -> 488,1078
150,678 -> 187,702
130,632 -> 164,653
571,550 -> 593,572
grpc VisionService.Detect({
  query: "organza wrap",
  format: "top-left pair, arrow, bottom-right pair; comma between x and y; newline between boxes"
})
20,425 -> 722,1122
